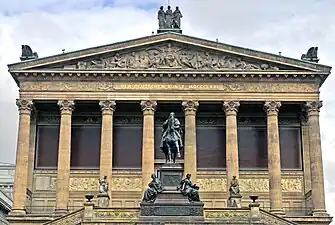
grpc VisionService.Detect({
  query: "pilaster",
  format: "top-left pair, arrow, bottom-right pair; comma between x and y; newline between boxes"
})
223,101 -> 240,192
264,101 -> 284,215
99,100 -> 116,204
305,101 -> 328,216
182,100 -> 199,182
301,113 -> 312,194
141,100 -> 157,191
55,100 -> 75,213
11,99 -> 33,215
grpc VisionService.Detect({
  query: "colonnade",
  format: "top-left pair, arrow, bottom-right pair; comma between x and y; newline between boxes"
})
11,99 -> 327,216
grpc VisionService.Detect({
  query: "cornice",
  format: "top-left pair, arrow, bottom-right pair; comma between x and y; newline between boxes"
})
12,70 -> 326,86
8,32 -> 331,73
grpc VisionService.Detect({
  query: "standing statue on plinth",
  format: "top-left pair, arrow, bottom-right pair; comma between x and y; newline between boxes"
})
228,176 -> 242,207
173,6 -> 183,29
158,6 -> 165,29
165,6 -> 173,28
99,176 -> 109,194
160,112 -> 183,163
142,174 -> 164,203
177,174 -> 200,202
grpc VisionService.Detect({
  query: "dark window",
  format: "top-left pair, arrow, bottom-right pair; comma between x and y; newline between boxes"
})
196,126 -> 226,169
238,126 -> 268,169
113,126 -> 142,168
35,125 -> 59,168
70,125 -> 101,168
280,127 -> 302,169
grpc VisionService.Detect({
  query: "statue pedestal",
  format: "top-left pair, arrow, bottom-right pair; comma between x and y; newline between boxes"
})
97,193 -> 110,207
158,163 -> 183,191
228,194 -> 242,208
140,163 -> 204,223
157,28 -> 182,34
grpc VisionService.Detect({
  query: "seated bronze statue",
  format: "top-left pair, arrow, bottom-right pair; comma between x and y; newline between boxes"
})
177,173 -> 200,202
142,174 -> 163,203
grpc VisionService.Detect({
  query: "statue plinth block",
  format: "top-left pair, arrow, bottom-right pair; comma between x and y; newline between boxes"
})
140,201 -> 204,217
159,163 -> 183,191
157,28 -> 182,34
228,194 -> 242,208
97,193 -> 110,207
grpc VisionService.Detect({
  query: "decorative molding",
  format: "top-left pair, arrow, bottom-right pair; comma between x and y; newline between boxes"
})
197,178 -> 227,192
205,210 -> 249,219
239,178 -> 302,192
94,210 -> 139,219
111,177 -> 142,191
68,177 -> 142,191
19,81 -> 319,93
69,178 -> 99,191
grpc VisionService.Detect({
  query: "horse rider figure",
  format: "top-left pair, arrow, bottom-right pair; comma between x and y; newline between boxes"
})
160,112 -> 183,163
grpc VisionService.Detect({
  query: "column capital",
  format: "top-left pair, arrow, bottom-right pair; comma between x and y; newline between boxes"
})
58,100 -> 75,115
140,100 -> 157,115
223,101 -> 240,116
182,100 -> 199,114
16,99 -> 33,115
305,101 -> 323,116
99,100 -> 116,115
264,101 -> 281,116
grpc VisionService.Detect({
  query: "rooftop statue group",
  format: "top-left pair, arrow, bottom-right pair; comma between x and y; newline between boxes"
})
158,5 -> 183,29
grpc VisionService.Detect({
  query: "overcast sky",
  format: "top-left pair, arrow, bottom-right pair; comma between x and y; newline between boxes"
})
1,0 -> 335,219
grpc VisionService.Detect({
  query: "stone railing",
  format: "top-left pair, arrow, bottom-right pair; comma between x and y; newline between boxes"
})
260,209 -> 299,225
43,208 -> 84,225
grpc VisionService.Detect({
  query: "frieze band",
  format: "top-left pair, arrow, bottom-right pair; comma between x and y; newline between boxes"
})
19,81 -> 319,93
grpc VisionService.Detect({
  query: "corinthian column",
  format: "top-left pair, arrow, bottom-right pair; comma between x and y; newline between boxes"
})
223,101 -> 240,191
55,100 -> 75,213
182,100 -> 199,182
11,99 -> 33,215
264,101 -> 284,215
141,100 -> 157,191
305,101 -> 328,216
99,100 -> 116,203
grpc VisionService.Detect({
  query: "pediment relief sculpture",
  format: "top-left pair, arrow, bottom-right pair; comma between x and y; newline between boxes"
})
74,43 -> 280,71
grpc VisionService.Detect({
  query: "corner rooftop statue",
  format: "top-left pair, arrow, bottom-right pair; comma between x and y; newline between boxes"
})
157,5 -> 183,34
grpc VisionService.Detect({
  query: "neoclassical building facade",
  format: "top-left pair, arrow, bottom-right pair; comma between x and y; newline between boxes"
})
6,32 -> 332,224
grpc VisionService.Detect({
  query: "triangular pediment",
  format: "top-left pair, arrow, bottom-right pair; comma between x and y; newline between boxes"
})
8,32 -> 331,73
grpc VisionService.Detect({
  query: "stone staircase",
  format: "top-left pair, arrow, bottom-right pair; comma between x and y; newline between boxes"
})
40,205 -> 300,225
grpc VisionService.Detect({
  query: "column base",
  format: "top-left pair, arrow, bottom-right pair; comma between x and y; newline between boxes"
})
270,209 -> 285,216
54,208 -> 69,215
9,209 -> 26,215
312,209 -> 329,217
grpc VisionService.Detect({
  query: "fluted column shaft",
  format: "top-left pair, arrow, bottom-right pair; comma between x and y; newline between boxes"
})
182,101 -> 198,182
223,101 -> 240,191
305,101 -> 328,216
55,100 -> 75,213
141,100 -> 157,191
99,100 -> 116,204
11,99 -> 33,214
264,101 -> 284,215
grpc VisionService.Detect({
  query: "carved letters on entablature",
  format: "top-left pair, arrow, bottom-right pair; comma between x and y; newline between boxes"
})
73,43 -> 281,71
20,81 -> 319,93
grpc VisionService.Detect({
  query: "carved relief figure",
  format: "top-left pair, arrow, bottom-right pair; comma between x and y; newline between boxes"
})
177,174 -> 200,202
75,43 -> 280,70
160,112 -> 183,163
142,174 -> 164,203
